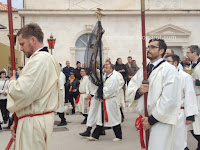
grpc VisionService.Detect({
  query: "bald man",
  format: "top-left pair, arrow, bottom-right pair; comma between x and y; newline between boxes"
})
164,49 -> 183,70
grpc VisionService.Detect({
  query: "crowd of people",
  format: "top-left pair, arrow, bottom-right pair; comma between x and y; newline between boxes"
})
0,67 -> 23,131
0,22 -> 200,150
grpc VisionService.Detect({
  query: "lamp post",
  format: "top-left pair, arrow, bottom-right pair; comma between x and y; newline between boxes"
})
47,34 -> 56,54
7,31 -> 18,45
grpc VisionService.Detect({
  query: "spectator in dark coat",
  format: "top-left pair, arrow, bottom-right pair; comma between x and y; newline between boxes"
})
63,61 -> 74,103
73,61 -> 82,80
63,61 -> 74,80
125,56 -> 139,84
115,58 -> 127,83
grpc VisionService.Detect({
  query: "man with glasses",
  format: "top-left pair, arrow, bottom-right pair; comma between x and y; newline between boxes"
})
127,38 -> 179,150
165,54 -> 198,150
186,45 -> 200,150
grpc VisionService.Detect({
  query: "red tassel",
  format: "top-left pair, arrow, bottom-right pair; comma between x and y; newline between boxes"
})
135,116 -> 146,149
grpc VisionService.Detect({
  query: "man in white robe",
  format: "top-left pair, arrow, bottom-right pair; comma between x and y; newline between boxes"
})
79,70 -> 105,137
75,68 -> 90,124
127,39 -> 179,150
56,63 -> 67,126
87,63 -> 122,142
113,68 -> 125,122
186,45 -> 200,149
7,23 -> 60,150
165,54 -> 199,150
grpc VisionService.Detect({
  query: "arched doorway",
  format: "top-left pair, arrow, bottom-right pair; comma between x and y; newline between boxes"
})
75,33 -> 104,65
75,33 -> 90,65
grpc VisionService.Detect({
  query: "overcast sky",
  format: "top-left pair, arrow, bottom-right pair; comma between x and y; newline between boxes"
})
0,0 -> 23,9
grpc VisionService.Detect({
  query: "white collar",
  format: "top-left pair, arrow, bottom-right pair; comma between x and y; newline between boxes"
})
192,61 -> 197,64
82,75 -> 86,79
192,57 -> 200,64
33,47 -> 43,54
106,72 -> 113,78
150,58 -> 164,68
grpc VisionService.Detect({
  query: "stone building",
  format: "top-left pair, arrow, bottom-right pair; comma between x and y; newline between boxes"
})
18,0 -> 200,67
0,2 -> 22,76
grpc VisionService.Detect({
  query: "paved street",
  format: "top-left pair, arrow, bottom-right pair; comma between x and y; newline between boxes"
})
0,111 -> 197,150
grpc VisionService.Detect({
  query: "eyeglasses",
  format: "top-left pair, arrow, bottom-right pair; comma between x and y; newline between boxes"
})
166,60 -> 174,63
186,52 -> 192,54
146,45 -> 159,50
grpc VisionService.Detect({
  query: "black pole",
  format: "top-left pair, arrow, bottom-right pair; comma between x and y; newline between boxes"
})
98,21 -> 104,126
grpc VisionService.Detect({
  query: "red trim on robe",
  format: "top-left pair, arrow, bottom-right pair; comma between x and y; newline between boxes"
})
75,93 -> 86,104
6,111 -> 54,150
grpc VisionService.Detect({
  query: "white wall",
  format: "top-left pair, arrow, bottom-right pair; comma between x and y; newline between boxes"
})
22,13 -> 200,68
21,0 -> 200,67
0,12 -> 21,46
24,0 -> 200,10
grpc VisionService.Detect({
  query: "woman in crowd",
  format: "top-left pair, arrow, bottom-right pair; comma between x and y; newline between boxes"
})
66,72 -> 79,114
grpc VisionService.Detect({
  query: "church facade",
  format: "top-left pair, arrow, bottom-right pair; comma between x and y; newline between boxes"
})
19,0 -> 200,67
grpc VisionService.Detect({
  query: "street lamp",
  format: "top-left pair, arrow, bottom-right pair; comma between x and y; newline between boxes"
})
7,31 -> 17,45
47,34 -> 56,54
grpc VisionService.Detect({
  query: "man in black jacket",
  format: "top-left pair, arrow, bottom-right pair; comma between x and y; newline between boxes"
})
115,58 -> 127,97
73,61 -> 82,80
66,72 -> 79,114
115,58 -> 127,83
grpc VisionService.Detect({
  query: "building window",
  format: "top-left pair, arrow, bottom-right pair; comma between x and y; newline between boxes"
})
75,33 -> 90,64
75,33 -> 103,65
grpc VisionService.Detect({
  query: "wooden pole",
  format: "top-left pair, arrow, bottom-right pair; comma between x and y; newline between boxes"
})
141,0 -> 149,149
6,1 -> 18,150
7,0 -> 16,72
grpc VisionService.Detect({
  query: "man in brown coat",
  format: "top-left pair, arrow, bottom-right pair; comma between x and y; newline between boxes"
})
125,56 -> 139,84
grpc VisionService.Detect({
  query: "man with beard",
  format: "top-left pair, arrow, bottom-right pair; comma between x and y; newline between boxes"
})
7,23 -> 60,150
127,38 -> 179,150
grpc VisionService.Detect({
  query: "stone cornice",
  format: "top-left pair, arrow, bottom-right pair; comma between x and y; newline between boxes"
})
18,10 -> 200,16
